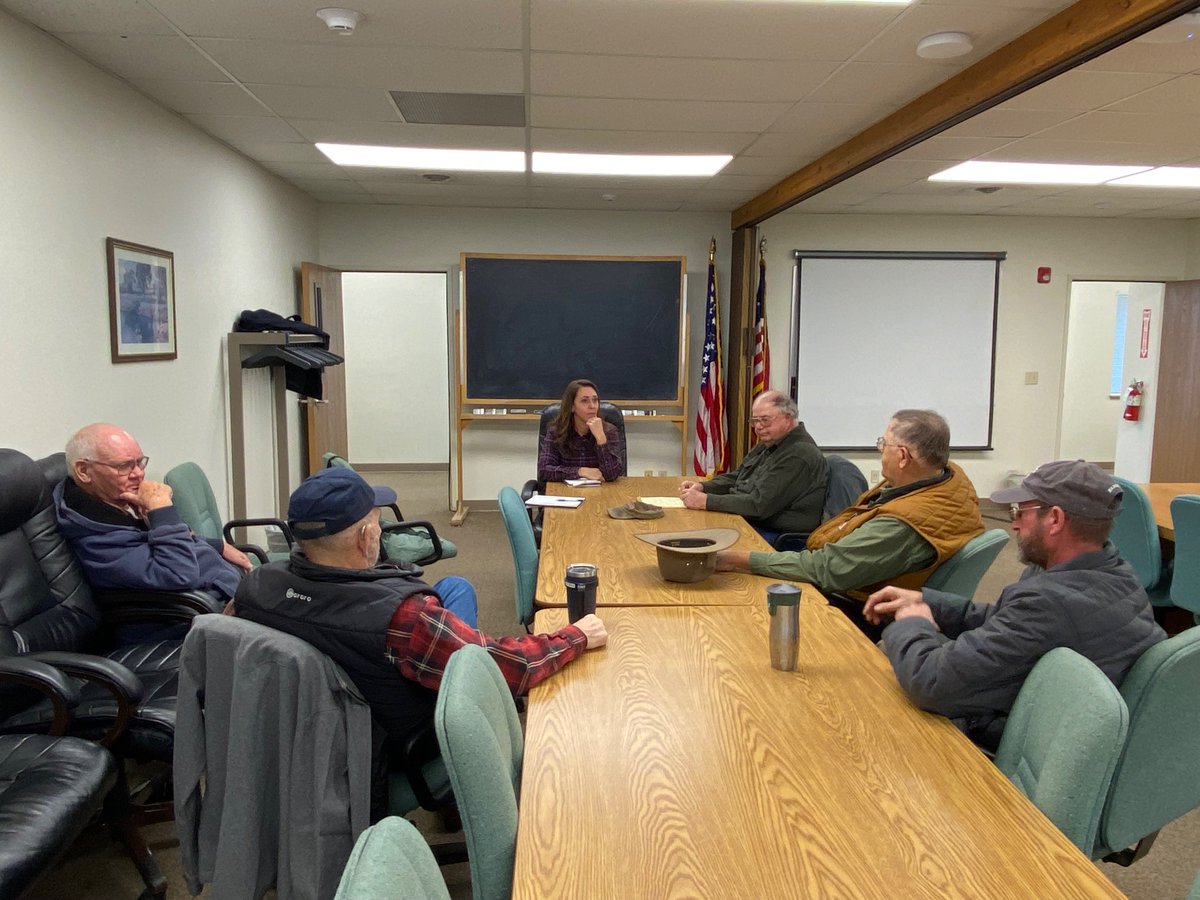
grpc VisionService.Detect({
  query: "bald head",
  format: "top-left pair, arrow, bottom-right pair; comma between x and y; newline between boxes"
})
66,423 -> 147,506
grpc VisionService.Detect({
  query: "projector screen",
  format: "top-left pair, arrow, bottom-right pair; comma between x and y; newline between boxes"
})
791,251 -> 1003,450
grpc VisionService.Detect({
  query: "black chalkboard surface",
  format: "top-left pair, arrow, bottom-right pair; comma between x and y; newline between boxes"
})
463,255 -> 685,403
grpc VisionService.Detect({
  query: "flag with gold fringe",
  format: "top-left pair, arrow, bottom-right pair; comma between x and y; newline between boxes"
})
749,238 -> 772,447
693,238 -> 729,476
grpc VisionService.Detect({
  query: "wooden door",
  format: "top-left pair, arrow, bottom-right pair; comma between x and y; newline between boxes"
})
1150,279 -> 1200,481
300,262 -> 348,475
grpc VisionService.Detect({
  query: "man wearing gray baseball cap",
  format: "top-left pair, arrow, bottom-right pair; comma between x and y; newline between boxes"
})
864,459 -> 1165,751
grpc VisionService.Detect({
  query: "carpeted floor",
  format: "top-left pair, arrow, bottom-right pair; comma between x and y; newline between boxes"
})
25,475 -> 1200,898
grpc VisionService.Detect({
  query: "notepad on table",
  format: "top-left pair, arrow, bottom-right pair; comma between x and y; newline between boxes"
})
565,478 -> 602,487
638,496 -> 685,508
525,494 -> 584,508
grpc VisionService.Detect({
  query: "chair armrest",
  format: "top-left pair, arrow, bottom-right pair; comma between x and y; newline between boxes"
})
222,517 -> 294,557
772,532 -> 811,553
380,520 -> 444,568
398,723 -> 453,812
95,588 -> 224,621
0,657 -> 81,735
520,479 -> 541,503
27,651 -> 143,747
381,502 -> 407,523
238,543 -> 269,565
521,479 -> 546,543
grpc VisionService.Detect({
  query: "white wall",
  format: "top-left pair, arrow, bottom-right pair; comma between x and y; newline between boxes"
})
317,206 -> 728,502
1059,281 -> 1127,462
1113,282 -> 1166,481
757,214 -> 1191,497
0,9 -> 318,516
342,272 -> 449,465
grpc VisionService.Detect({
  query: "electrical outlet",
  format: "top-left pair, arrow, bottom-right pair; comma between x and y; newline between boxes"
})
644,469 -> 654,477
1024,371 -> 1039,385
870,469 -> 881,482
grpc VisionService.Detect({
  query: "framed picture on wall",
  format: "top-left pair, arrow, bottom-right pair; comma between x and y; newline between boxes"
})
106,237 -> 177,363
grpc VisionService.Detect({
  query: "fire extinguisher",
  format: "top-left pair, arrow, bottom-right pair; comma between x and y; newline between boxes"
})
1123,380 -> 1144,422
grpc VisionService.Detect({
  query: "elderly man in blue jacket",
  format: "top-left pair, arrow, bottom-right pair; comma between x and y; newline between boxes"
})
864,459 -> 1165,751
53,422 -> 248,599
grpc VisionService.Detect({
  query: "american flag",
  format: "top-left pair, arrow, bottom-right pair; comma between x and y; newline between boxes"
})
693,244 -> 729,476
749,247 -> 771,448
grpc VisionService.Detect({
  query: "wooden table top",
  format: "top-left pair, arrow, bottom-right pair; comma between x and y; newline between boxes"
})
1139,482 -> 1200,541
514,603 -> 1122,900
535,476 -> 782,608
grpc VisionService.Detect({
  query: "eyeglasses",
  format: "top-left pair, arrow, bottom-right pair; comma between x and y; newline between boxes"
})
86,456 -> 149,475
750,415 -> 778,427
875,436 -> 906,453
1008,503 -> 1047,522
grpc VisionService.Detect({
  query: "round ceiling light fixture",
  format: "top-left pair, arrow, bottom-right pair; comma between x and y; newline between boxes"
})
916,32 -> 974,59
421,173 -> 451,183
315,8 -> 363,35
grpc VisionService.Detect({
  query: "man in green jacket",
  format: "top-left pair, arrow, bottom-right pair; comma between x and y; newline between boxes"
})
680,391 -> 828,543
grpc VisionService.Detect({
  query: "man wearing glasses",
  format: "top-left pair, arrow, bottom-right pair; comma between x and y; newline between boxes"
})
863,459 -> 1164,750
717,409 -> 982,606
53,423 -> 249,599
680,391 -> 828,543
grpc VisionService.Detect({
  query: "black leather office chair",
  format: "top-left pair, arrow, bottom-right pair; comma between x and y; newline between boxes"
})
772,454 -> 868,552
0,448 -> 219,796
520,402 -> 628,546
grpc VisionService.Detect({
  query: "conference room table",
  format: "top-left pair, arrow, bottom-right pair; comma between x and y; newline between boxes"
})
534,476 -> 780,609
1139,482 -> 1200,541
512,475 -> 1122,898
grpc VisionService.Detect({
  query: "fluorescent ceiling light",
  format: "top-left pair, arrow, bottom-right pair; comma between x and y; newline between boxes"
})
1107,167 -> 1200,188
316,143 -> 525,172
929,161 -> 1149,185
533,152 -> 732,177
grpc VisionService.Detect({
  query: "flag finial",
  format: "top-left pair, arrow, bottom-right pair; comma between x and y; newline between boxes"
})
708,237 -> 716,263
759,236 -> 767,256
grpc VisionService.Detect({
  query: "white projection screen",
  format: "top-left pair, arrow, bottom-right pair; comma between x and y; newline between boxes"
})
792,251 -> 1003,450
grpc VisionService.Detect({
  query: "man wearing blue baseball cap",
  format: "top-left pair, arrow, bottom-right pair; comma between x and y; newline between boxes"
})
863,459 -> 1165,750
232,467 -> 607,751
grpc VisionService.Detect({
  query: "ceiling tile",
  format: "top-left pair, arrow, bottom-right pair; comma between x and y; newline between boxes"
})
130,80 -> 265,117
1034,110 -> 1200,144
0,0 -> 174,35
804,61 -> 952,106
853,4 -> 1051,65
947,107 -> 1080,138
531,53 -> 840,104
52,33 -> 227,80
183,113 -> 301,143
287,120 -> 526,149
196,39 -> 525,93
529,0 -> 902,60
1004,70 -> 1177,111
151,0 -> 524,48
246,84 -> 400,122
531,128 -> 754,155
531,96 -> 790,133
1105,74 -> 1200,115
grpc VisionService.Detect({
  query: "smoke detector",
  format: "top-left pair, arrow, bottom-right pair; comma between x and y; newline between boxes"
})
316,8 -> 363,34
916,32 -> 973,59
422,173 -> 451,183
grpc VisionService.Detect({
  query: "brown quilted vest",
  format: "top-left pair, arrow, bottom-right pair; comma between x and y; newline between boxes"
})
806,462 -> 984,593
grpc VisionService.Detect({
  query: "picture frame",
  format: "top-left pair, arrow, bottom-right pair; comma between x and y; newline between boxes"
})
106,237 -> 177,363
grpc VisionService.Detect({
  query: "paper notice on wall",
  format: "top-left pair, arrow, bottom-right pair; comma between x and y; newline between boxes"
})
1140,309 -> 1151,358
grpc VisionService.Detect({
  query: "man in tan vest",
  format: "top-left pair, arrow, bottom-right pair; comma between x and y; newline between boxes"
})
715,409 -> 983,607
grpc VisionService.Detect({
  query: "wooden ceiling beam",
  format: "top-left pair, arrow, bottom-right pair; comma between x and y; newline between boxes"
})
731,0 -> 1200,230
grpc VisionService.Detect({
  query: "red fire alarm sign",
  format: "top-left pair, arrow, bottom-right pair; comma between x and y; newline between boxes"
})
1037,267 -> 1052,284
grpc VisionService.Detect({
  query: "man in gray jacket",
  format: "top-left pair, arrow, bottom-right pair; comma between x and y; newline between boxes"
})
864,459 -> 1165,750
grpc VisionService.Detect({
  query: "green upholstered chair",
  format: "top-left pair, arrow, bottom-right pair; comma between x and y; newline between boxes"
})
1093,626 -> 1200,864
497,486 -> 538,628
772,454 -> 867,552
1110,477 -> 1172,605
922,528 -> 1011,599
994,648 -> 1128,854
335,816 -> 451,900
1188,866 -> 1200,900
1168,495 -> 1200,619
321,453 -> 457,565
163,461 -> 292,564
435,645 -> 524,900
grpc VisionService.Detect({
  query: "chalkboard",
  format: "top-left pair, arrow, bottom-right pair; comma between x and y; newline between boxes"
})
462,255 -> 685,403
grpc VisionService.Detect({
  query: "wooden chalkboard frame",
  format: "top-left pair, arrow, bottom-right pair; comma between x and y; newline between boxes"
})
461,253 -> 687,406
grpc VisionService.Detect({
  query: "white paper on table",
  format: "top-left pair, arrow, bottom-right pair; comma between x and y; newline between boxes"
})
564,478 -> 602,487
638,496 -> 685,508
525,494 -> 584,508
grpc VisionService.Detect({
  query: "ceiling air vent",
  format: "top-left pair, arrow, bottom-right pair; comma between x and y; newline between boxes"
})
389,91 -> 526,127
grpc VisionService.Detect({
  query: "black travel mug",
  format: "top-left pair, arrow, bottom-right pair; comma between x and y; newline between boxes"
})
564,564 -> 599,623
